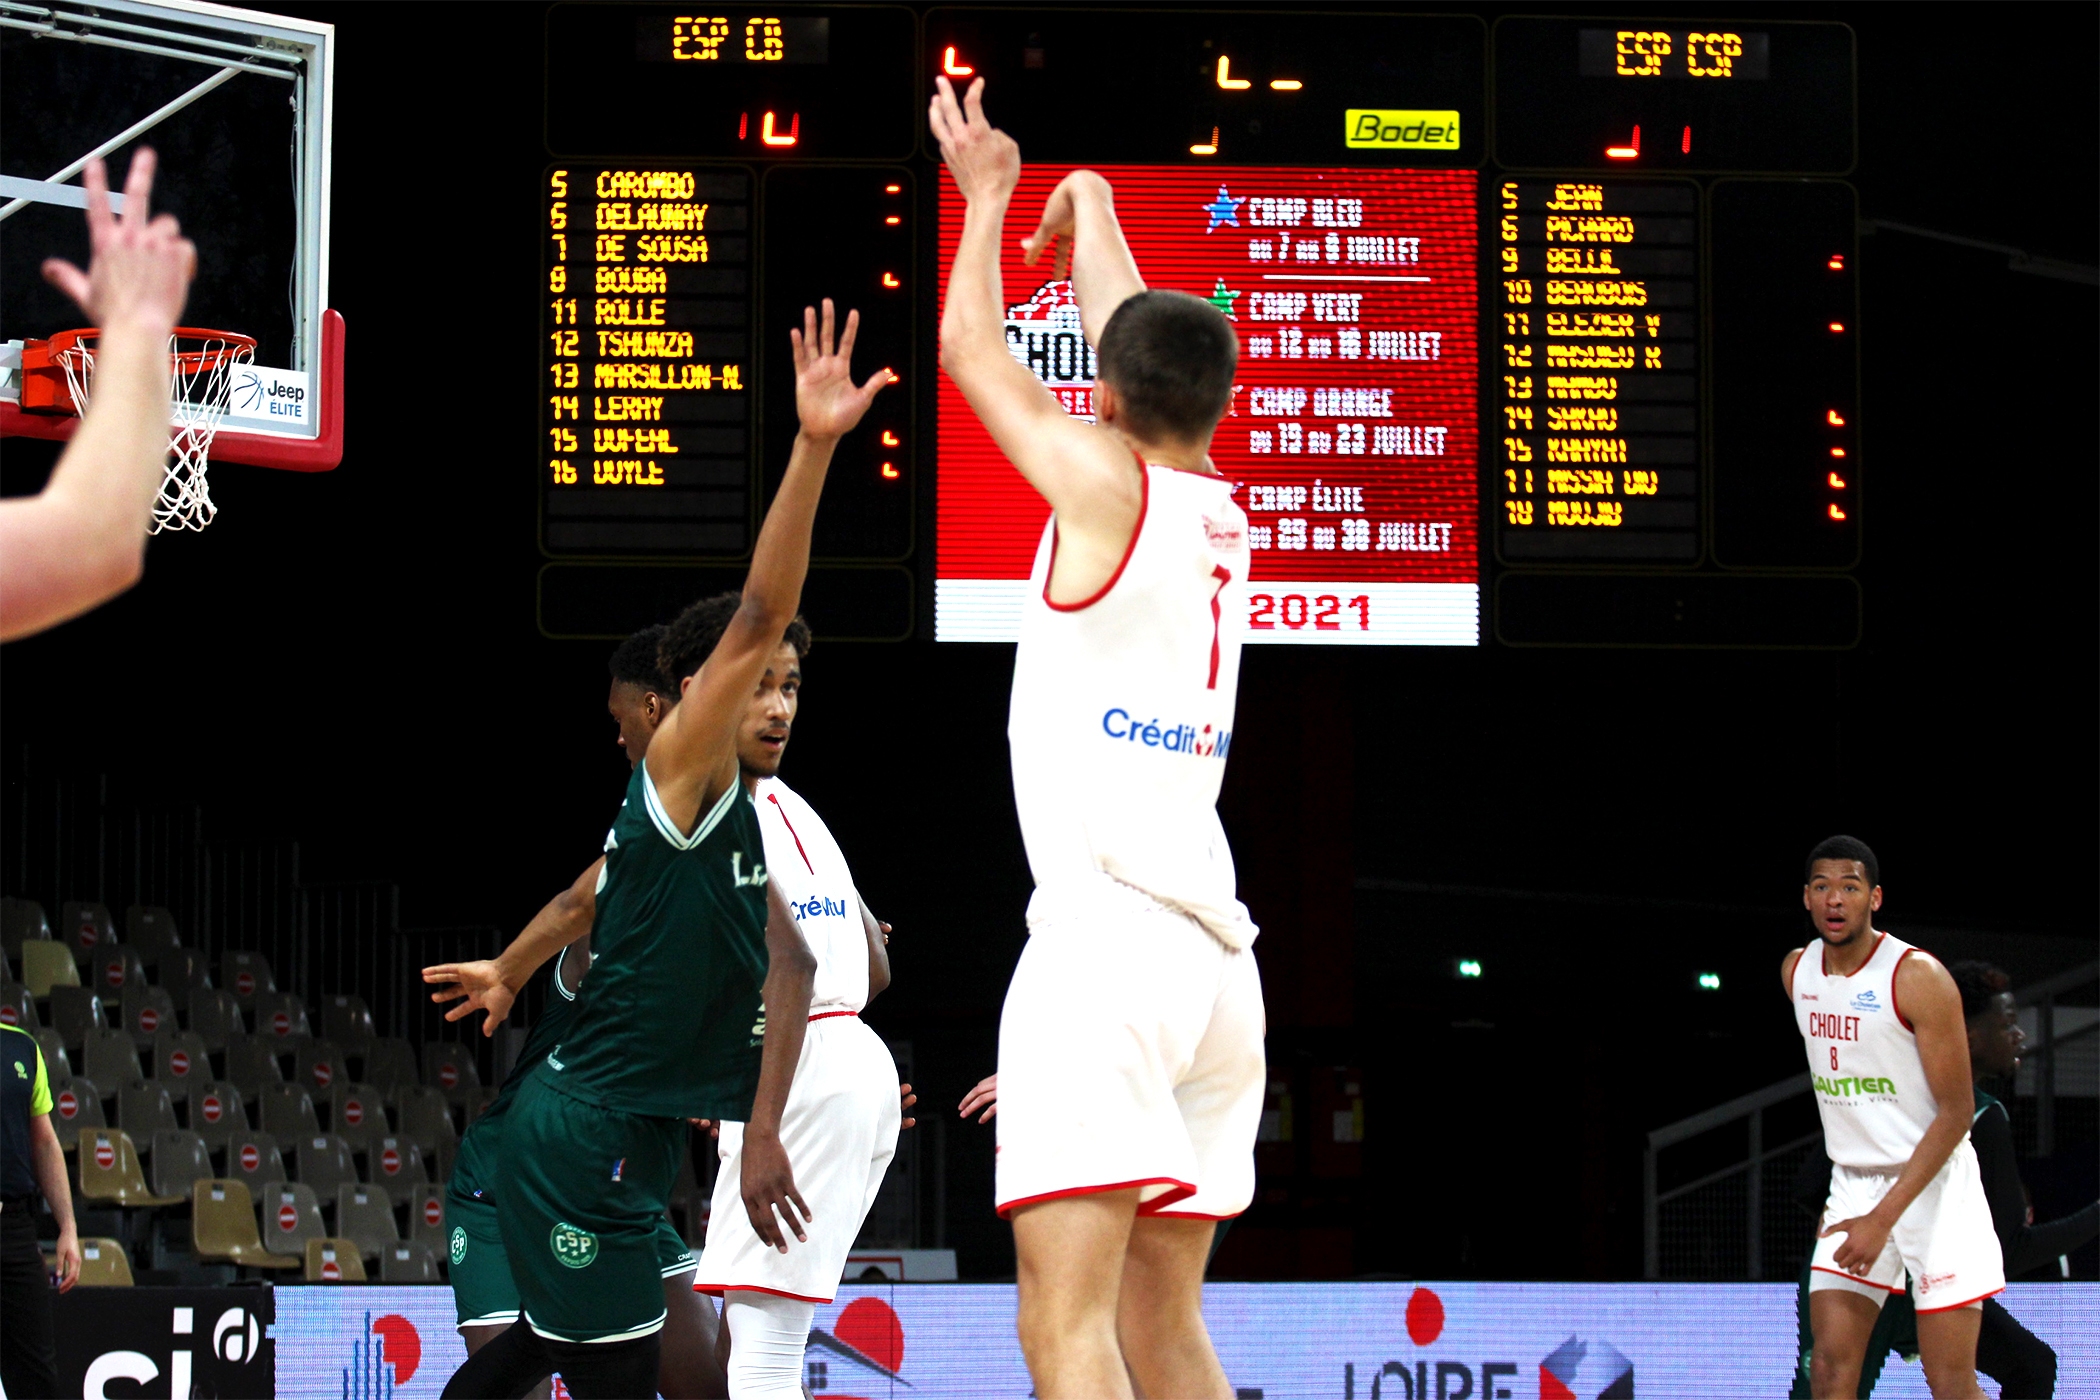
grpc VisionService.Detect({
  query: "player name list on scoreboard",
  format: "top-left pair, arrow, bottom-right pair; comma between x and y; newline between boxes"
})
1495,180 -> 1698,562
542,166 -> 753,555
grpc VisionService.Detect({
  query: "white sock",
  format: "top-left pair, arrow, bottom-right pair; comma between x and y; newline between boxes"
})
724,1291 -> 816,1400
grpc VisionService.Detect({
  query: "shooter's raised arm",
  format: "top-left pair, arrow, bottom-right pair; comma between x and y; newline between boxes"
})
929,76 -> 1140,540
646,300 -> 890,832
1020,170 -> 1145,347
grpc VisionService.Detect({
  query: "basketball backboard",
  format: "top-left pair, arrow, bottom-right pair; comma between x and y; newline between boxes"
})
0,0 -> 340,471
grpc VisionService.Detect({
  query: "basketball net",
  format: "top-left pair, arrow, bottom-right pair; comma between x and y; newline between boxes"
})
56,330 -> 254,533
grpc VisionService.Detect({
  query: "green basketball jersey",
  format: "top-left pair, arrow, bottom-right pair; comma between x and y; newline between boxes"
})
542,761 -> 769,1120
451,947 -> 583,1204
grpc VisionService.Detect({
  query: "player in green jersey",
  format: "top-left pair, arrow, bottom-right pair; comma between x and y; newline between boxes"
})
436,626 -> 726,1398
437,301 -> 890,1400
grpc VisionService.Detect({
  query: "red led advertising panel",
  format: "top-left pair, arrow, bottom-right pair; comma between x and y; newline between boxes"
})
936,165 -> 1478,645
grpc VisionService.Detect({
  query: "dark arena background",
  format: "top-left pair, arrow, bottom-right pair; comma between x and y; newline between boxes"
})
0,4 -> 2094,1396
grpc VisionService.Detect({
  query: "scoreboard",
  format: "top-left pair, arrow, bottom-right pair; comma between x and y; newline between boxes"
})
935,165 -> 1479,645
536,8 -> 1861,648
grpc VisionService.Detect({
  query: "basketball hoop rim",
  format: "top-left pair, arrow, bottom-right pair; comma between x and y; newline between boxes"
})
0,306 -> 345,473
46,325 -> 259,374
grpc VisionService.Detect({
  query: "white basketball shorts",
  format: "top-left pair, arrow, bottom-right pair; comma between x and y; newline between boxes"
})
693,1012 -> 901,1304
1809,1142 -> 2005,1312
995,888 -> 1265,1219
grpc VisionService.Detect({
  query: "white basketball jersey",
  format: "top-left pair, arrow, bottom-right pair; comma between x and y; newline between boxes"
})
1007,459 -> 1257,949
753,777 -> 868,1016
1792,931 -> 1942,1170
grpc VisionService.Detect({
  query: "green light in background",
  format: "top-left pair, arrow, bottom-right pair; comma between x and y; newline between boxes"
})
1457,959 -> 1484,979
1697,972 -> 1722,990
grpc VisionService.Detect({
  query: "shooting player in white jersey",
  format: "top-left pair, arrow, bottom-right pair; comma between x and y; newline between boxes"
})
1784,836 -> 2000,1400
932,75 -> 1263,1400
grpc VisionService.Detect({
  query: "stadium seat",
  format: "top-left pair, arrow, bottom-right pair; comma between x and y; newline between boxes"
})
363,1037 -> 418,1096
304,1237 -> 367,1282
67,1237 -> 136,1286
253,991 -> 311,1043
224,1036 -> 286,1097
82,1025 -> 141,1090
150,1130 -> 214,1200
322,994 -> 378,1050
380,1240 -> 440,1283
293,1132 -> 360,1203
293,1038 -> 347,1098
153,1030 -> 211,1101
396,1085 -> 458,1157
424,1042 -> 481,1103
47,986 -> 102,1053
33,1030 -> 71,1084
257,1181 -> 326,1259
59,902 -> 117,967
116,1079 -> 179,1152
408,1184 -> 448,1252
191,1179 -> 299,1270
228,1131 -> 286,1193
24,943 -> 83,1001
94,946 -> 147,998
121,985 -> 177,1047
0,897 -> 52,962
190,990 -> 247,1052
220,951 -> 276,1009
159,948 -> 209,1017
123,905 -> 182,966
0,980 -> 37,1032
259,1083 -> 320,1141
77,1128 -> 181,1207
335,1184 -> 399,1259
329,1082 -> 388,1149
50,1076 -> 105,1151
365,1135 -> 427,1207
189,1081 -> 248,1153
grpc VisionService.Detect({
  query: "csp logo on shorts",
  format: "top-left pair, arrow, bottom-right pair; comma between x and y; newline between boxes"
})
550,1221 -> 599,1269
450,1226 -> 467,1266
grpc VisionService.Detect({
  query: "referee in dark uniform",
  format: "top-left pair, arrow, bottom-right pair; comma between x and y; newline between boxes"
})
2,1022 -> 81,1399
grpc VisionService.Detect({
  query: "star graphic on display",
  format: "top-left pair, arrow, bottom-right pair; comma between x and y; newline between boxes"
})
1202,186 -> 1245,232
1206,278 -> 1241,319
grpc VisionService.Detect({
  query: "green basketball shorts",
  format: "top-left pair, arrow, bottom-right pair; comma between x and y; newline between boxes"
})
494,1068 -> 690,1343
448,1183 -> 695,1333
445,1188 -> 521,1330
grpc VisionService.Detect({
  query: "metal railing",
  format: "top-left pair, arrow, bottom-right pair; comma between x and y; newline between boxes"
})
1645,960 -> 2098,1280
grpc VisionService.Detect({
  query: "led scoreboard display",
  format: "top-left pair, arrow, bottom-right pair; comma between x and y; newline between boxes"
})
536,7 -> 1861,648
936,166 -> 1478,645
542,166 -> 753,555
1495,179 -> 1698,563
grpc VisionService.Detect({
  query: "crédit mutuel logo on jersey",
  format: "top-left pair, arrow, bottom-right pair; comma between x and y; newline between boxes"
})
1101,707 -> 1232,758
